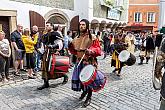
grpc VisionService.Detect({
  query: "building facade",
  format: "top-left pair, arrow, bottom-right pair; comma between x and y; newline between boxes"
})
0,0 -> 129,66
0,0 -> 129,39
126,0 -> 159,33
159,0 -> 165,29
0,0 -> 76,38
91,0 -> 129,32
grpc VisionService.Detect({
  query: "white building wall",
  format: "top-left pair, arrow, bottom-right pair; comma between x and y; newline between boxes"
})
0,0 -> 75,29
159,0 -> 165,29
74,0 -> 89,20
121,0 -> 129,23
88,0 -> 94,22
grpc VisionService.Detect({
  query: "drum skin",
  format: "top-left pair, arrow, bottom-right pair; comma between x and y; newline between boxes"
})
81,71 -> 97,86
50,55 -> 69,75
119,50 -> 136,66
80,65 -> 97,86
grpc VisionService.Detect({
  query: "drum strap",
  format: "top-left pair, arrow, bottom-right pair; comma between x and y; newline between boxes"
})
50,54 -> 56,75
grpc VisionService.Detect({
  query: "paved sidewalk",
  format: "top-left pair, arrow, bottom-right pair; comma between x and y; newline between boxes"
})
0,51 -> 161,110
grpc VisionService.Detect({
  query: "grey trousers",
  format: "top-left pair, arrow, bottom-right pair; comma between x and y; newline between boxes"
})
160,98 -> 165,110
0,56 -> 10,78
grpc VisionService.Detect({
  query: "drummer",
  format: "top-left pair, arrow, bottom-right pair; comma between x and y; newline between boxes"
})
111,34 -> 127,76
37,22 -> 68,90
68,19 -> 101,107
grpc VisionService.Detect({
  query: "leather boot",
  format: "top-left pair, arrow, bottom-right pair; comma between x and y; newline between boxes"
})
62,75 -> 68,84
138,57 -> 144,65
37,79 -> 49,90
146,57 -> 150,64
79,91 -> 87,101
83,98 -> 91,107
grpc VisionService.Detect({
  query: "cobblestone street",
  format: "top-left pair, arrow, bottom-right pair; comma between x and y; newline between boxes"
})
0,52 -> 160,110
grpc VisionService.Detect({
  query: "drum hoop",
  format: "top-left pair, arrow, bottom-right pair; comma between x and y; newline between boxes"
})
50,54 -> 56,75
80,65 -> 96,83
82,70 -> 97,85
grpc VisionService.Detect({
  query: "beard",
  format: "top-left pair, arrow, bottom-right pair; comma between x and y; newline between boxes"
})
32,31 -> 37,34
80,28 -> 87,33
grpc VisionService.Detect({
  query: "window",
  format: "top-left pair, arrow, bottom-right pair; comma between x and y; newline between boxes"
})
115,0 -> 123,6
134,12 -> 142,22
147,12 -> 155,22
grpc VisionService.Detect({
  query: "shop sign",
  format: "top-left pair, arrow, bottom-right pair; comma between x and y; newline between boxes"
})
107,8 -> 120,20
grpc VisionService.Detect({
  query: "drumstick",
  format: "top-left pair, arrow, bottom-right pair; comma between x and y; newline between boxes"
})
115,50 -> 119,54
77,53 -> 86,68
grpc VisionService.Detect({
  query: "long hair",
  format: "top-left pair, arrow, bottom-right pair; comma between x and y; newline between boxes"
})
78,19 -> 92,39
23,28 -> 30,36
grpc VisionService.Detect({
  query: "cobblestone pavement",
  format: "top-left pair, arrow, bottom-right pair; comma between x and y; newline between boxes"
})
0,51 -> 161,110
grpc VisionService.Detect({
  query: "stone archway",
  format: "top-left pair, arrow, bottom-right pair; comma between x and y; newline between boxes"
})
44,9 -> 70,35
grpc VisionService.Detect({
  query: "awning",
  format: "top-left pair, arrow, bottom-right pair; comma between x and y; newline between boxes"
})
124,26 -> 154,31
91,19 -> 99,24
91,17 -> 126,24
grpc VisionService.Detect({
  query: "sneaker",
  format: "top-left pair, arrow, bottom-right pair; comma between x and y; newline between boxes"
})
138,63 -> 143,65
13,71 -> 20,76
6,77 -> 11,80
33,73 -> 37,76
2,78 -> 8,83
20,69 -> 28,72
28,76 -> 36,79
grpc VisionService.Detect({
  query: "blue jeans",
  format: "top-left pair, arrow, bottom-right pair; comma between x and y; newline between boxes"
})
34,52 -> 42,71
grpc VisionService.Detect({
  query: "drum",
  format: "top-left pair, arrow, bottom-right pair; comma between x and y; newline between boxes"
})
88,70 -> 106,92
49,54 -> 69,75
118,50 -> 136,66
79,65 -> 106,92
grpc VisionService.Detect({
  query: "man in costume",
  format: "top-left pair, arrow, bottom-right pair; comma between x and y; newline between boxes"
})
69,19 -> 101,107
37,22 -> 68,90
154,36 -> 165,110
111,34 -> 127,76
139,33 -> 155,64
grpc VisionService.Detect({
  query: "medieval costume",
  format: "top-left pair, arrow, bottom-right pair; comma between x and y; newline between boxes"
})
139,34 -> 155,64
111,36 -> 126,76
37,30 -> 68,90
154,37 -> 165,110
125,33 -> 135,54
69,19 -> 101,107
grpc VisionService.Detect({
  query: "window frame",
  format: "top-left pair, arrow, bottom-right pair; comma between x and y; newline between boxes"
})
147,12 -> 156,23
134,12 -> 142,23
